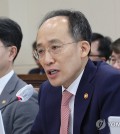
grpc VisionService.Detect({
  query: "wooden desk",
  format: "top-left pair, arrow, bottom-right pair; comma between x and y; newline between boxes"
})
18,74 -> 47,89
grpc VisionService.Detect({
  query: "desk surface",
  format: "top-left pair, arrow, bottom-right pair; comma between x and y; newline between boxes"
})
18,74 -> 47,89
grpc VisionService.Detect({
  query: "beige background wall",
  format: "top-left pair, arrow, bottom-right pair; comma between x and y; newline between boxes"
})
0,0 -> 120,74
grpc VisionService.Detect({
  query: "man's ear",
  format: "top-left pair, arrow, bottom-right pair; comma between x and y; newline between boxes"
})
78,41 -> 90,57
9,46 -> 17,61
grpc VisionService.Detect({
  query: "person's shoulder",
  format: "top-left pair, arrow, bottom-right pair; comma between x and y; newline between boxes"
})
91,61 -> 120,89
41,80 -> 51,86
92,61 -> 120,102
41,80 -> 61,90
96,61 -> 120,76
16,76 -> 27,90
8,73 -> 27,92
39,80 -> 61,97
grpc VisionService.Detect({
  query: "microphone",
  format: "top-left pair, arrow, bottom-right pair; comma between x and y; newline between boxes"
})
16,84 -> 33,102
0,84 -> 33,110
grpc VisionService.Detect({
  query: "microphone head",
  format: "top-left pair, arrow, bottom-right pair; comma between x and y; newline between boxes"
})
16,84 -> 34,102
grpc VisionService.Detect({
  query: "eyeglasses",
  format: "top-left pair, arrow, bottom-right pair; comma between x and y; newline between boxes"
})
33,41 -> 76,60
109,57 -> 120,65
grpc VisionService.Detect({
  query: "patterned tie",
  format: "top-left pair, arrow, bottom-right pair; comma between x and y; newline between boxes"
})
60,90 -> 73,134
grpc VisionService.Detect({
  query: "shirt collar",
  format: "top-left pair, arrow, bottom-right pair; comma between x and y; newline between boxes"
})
62,70 -> 84,96
0,70 -> 14,94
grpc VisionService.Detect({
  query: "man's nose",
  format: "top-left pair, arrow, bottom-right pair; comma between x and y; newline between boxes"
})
43,51 -> 54,65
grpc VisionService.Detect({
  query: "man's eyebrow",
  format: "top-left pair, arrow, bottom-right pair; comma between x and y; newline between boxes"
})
36,43 -> 42,47
49,39 -> 61,44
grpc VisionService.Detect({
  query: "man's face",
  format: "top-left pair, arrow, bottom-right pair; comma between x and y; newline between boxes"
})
36,16 -> 89,88
0,41 -> 12,77
110,51 -> 120,70
90,40 -> 106,61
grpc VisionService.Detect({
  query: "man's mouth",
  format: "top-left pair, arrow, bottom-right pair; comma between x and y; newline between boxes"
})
47,69 -> 58,75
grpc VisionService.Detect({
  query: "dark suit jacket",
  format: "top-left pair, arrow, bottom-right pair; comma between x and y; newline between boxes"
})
0,73 -> 39,134
30,60 -> 120,134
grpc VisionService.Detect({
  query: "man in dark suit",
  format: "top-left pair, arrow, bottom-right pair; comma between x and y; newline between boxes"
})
0,18 -> 39,134
30,10 -> 120,134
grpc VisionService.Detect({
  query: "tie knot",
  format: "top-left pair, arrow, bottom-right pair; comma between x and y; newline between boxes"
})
61,90 -> 73,106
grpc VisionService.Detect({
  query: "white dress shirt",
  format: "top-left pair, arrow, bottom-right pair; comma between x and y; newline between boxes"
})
0,70 -> 14,95
62,70 -> 84,134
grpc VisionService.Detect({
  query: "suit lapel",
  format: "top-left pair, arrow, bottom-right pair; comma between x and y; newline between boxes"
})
0,73 -> 19,112
73,60 -> 97,134
46,86 -> 62,134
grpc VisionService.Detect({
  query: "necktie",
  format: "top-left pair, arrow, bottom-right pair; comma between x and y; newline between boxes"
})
60,90 -> 73,134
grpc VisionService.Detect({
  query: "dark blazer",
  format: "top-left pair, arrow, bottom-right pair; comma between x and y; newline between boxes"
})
30,60 -> 120,134
0,73 -> 39,134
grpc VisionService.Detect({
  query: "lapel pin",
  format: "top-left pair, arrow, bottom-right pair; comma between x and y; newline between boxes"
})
84,93 -> 88,99
2,100 -> 6,104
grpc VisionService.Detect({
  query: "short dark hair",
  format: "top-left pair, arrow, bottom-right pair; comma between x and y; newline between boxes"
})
32,41 -> 37,50
110,38 -> 120,54
39,9 -> 92,44
91,33 -> 112,60
0,17 -> 23,60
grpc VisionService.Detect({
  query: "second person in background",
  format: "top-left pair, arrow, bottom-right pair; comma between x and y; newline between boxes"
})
89,33 -> 112,62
